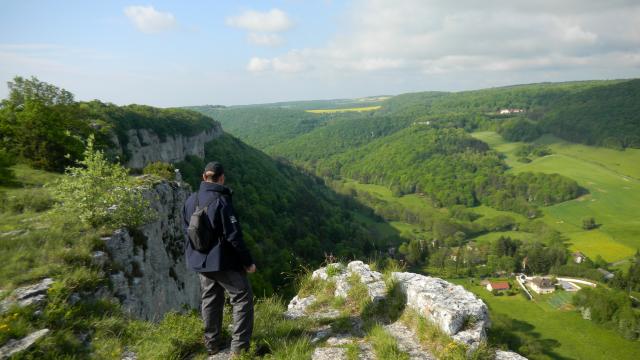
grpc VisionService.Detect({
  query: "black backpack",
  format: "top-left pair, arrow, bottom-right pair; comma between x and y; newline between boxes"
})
187,193 -> 219,253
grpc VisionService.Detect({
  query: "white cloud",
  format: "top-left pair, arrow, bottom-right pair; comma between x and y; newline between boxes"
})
247,57 -> 271,72
247,51 -> 308,73
226,9 -> 292,32
124,5 -> 176,34
227,9 -> 292,47
245,0 -> 640,81
247,33 -> 284,47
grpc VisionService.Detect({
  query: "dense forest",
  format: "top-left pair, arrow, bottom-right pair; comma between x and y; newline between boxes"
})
189,105 -> 328,150
540,79 -> 640,149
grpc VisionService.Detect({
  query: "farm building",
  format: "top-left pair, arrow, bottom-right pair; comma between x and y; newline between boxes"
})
486,281 -> 510,292
572,251 -> 587,264
498,108 -> 525,114
529,277 -> 556,294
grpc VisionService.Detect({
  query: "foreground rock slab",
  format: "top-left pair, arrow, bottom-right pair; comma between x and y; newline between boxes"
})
311,261 -> 387,303
495,350 -> 529,360
384,321 -> 435,360
0,328 -> 49,359
392,272 -> 489,348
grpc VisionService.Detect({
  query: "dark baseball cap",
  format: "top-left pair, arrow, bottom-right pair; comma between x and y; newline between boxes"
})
204,161 -> 224,175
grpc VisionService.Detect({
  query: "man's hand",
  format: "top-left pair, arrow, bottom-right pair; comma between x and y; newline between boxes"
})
245,264 -> 256,273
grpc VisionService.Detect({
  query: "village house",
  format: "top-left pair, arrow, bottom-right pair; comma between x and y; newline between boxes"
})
528,277 -> 556,294
486,281 -> 510,292
498,108 -> 525,114
572,251 -> 587,264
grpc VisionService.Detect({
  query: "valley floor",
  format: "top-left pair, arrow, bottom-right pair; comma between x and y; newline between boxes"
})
450,278 -> 640,360
472,131 -> 640,264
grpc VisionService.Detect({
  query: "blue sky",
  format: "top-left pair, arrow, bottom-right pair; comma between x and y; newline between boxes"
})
1,1 -> 639,106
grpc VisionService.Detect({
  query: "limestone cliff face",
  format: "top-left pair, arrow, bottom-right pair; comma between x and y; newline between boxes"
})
112,124 -> 223,169
102,180 -> 199,321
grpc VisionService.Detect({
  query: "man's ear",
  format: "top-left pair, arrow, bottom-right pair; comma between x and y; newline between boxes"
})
202,173 -> 207,181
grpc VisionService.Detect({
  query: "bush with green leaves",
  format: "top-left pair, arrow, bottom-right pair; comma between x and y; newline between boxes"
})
53,135 -> 155,228
0,149 -> 16,185
143,161 -> 175,180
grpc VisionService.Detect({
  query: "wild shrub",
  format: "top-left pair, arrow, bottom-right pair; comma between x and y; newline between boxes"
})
53,135 -> 155,228
143,161 -> 175,180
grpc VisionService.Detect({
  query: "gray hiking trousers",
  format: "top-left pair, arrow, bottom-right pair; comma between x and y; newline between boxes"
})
199,270 -> 254,352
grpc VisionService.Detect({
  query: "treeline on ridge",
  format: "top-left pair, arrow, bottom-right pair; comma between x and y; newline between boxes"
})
0,76 -> 217,171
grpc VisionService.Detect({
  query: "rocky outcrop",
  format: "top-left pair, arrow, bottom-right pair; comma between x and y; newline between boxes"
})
0,278 -> 54,314
112,124 -> 223,169
287,261 -> 527,359
102,180 -> 200,321
311,261 -> 387,303
384,322 -> 435,360
392,272 -> 489,348
0,329 -> 50,359
495,350 -> 529,360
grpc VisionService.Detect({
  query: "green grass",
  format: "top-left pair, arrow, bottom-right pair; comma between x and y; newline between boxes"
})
472,231 -> 536,244
451,278 -> 640,360
339,179 -> 444,239
545,291 -> 574,310
367,324 -> 409,360
472,131 -> 640,262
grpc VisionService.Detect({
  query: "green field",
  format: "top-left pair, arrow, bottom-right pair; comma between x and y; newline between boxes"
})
306,105 -> 382,114
451,278 -> 640,360
339,179 -> 444,237
473,131 -> 640,262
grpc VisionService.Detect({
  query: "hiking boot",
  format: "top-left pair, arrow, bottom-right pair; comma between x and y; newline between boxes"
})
205,341 -> 228,355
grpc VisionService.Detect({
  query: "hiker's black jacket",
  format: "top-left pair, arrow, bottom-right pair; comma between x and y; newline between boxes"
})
183,181 -> 254,272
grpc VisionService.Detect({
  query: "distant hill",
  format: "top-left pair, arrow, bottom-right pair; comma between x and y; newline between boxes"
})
540,79 -> 640,149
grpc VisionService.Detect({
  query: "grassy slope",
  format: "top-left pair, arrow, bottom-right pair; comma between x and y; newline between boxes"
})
339,179 -> 445,238
473,131 -> 640,262
451,278 -> 640,360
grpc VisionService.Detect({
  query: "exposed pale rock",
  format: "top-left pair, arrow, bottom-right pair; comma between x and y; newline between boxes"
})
384,321 -> 435,360
0,278 -> 54,314
311,308 -> 341,320
334,273 -> 351,298
357,341 -> 375,360
310,261 -> 387,302
103,181 -> 200,321
0,328 -> 49,359
326,336 -> 354,346
495,350 -> 528,360
114,125 -> 222,169
121,350 -> 137,360
312,346 -> 347,360
284,295 -> 316,319
311,263 -> 345,281
392,272 -> 489,348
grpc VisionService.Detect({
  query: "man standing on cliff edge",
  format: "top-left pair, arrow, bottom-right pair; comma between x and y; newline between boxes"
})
183,161 -> 256,356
